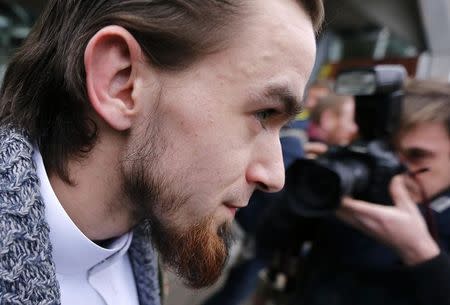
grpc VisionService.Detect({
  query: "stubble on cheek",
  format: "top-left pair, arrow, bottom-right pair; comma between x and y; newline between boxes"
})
120,116 -> 235,288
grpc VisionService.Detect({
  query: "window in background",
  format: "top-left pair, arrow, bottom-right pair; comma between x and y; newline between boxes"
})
327,25 -> 419,63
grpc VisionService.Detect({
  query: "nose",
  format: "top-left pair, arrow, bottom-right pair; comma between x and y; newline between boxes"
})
246,137 -> 285,193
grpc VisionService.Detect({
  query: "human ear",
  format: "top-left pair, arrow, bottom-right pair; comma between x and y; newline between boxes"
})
84,26 -> 141,131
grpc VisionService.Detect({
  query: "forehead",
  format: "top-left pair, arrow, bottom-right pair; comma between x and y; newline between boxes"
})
399,122 -> 450,150
213,0 -> 316,98
152,0 -> 317,117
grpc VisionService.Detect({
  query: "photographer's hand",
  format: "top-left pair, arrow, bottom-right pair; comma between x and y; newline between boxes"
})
337,175 -> 440,266
304,141 -> 328,159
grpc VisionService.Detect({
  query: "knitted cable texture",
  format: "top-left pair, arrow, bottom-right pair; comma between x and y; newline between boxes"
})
0,127 -> 60,305
0,126 -> 161,305
129,222 -> 161,305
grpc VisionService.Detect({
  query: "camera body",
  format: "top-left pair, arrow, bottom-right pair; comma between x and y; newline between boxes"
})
290,65 -> 407,217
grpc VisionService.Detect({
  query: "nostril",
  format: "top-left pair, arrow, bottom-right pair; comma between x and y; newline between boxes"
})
256,182 -> 269,192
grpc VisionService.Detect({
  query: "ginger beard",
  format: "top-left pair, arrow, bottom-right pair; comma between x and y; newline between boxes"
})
121,124 -> 234,288
148,215 -> 233,288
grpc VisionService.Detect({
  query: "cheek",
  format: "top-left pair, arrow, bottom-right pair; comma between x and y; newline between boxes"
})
417,164 -> 450,196
169,115 -> 249,169
157,103 -> 254,192
437,157 -> 450,181
162,126 -> 248,192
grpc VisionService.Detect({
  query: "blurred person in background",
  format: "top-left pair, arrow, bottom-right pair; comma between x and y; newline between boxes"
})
307,93 -> 358,146
0,0 -> 324,304
304,80 -> 334,110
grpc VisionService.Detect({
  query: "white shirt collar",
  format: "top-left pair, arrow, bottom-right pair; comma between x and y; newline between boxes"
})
33,150 -> 132,275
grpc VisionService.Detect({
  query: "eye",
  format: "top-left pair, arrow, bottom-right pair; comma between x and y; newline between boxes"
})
255,108 -> 279,122
401,148 -> 431,162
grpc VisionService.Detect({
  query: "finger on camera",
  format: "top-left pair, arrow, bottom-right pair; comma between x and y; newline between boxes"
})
389,175 -> 417,211
304,142 -> 328,155
337,204 -> 384,235
341,197 -> 381,214
340,196 -> 397,223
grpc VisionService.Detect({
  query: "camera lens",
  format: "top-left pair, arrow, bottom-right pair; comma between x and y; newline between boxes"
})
286,159 -> 342,217
288,151 -> 371,217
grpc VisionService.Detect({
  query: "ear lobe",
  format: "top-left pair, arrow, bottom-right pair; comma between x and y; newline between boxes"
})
85,26 -> 141,131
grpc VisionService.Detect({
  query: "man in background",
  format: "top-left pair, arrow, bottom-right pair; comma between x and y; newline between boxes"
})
339,79 -> 450,305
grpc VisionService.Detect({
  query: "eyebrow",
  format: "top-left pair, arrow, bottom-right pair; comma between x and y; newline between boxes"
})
259,84 -> 304,119
400,147 -> 432,156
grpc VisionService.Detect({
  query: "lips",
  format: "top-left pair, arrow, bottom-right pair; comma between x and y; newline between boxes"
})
222,189 -> 253,217
223,201 -> 246,217
224,199 -> 248,209
227,206 -> 239,217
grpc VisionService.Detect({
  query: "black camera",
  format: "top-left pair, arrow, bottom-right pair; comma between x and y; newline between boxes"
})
288,65 -> 407,217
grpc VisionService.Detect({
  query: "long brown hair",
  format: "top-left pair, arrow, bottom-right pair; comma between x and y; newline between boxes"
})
0,0 -> 324,182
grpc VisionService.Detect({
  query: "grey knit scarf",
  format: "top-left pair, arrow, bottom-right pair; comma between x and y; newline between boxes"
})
0,126 -> 161,305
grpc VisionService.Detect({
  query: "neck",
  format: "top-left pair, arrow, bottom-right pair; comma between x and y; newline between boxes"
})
48,131 -> 135,241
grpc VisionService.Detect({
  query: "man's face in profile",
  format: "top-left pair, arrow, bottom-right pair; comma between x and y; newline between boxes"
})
398,122 -> 450,202
121,0 -> 317,288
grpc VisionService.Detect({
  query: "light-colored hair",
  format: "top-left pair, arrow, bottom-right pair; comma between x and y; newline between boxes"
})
397,79 -> 450,138
310,93 -> 354,124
